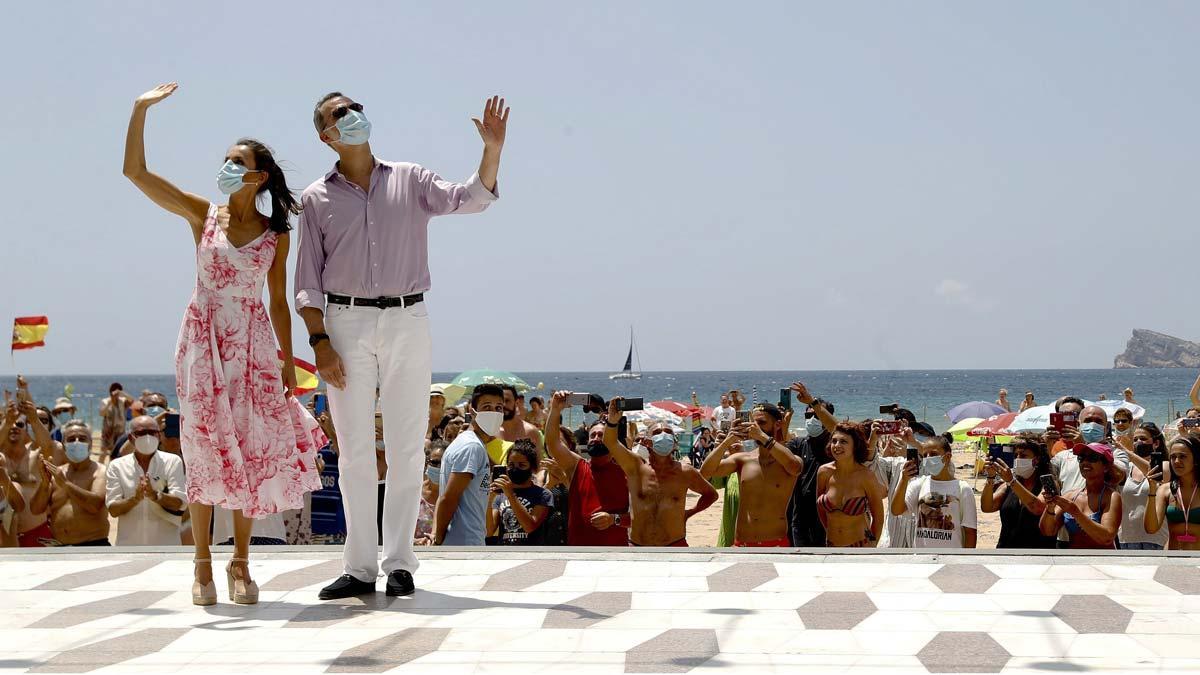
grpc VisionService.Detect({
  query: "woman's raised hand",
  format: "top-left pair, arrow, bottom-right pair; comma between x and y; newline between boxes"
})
136,83 -> 178,108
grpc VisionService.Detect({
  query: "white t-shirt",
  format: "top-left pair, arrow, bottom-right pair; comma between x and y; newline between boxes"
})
905,476 -> 978,548
105,452 -> 187,546
712,406 -> 735,426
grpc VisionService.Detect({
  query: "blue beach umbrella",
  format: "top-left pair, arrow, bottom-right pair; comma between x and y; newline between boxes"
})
945,401 -> 1007,424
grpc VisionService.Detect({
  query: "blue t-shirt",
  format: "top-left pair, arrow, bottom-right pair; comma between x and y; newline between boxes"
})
311,447 -> 346,537
492,485 -> 555,545
439,430 -> 491,546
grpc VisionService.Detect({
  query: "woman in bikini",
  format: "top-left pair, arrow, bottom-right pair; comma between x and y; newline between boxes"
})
1144,436 -> 1200,551
815,422 -> 886,547
1039,443 -> 1122,549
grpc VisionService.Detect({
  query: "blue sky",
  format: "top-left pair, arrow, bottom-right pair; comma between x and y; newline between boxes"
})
4,2 -> 1200,374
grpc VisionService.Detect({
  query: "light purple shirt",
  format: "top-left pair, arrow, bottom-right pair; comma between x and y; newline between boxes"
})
294,160 -> 498,314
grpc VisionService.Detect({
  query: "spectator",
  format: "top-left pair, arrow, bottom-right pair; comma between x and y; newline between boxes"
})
527,396 -> 548,430
499,384 -> 543,453
1039,443 -> 1122,549
706,437 -> 744,548
544,392 -> 621,546
51,397 -> 76,431
414,440 -> 445,545
539,451 -> 572,546
893,434 -> 978,548
1123,388 -> 1138,405
818,422 -> 886,547
1144,435 -> 1200,551
99,382 -> 132,455
1019,391 -> 1037,413
32,406 -> 66,465
864,420 -> 930,548
981,434 -> 1055,549
604,397 -> 718,547
441,416 -> 465,445
1047,405 -> 1130,499
487,440 -> 553,545
1110,407 -> 1136,454
996,389 -> 1011,413
690,428 -> 715,467
711,394 -> 735,430
3,401 -> 52,546
310,410 -> 347,545
700,400 -> 802,547
43,419 -> 109,546
786,396 -> 838,547
427,386 -> 447,440
1118,423 -> 1169,550
434,384 -> 503,546
1043,396 -> 1086,456
106,415 -> 187,546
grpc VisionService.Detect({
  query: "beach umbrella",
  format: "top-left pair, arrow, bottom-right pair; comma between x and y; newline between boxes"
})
625,407 -> 683,427
450,369 -> 530,393
431,383 -> 467,406
946,417 -> 984,442
967,412 -> 1021,437
946,401 -> 1007,423
1093,400 -> 1146,421
1008,404 -> 1056,433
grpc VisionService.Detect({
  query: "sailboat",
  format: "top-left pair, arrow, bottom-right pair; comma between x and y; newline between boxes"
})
609,327 -> 642,380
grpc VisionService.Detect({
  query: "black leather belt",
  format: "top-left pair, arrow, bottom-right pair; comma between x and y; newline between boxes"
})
326,292 -> 424,309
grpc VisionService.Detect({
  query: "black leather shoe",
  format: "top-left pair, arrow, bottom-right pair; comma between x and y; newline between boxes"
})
385,570 -> 415,597
318,574 -> 375,600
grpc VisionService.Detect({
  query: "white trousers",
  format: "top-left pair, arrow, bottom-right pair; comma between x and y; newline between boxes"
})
325,301 -> 431,581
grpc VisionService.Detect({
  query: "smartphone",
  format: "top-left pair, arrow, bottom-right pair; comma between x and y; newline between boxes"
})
163,412 -> 181,439
615,397 -> 644,412
906,447 -> 919,463
1048,412 -> 1078,431
736,410 -> 751,423
1182,418 -> 1200,429
1150,449 -> 1165,469
988,443 -> 1015,467
779,389 -> 792,411
566,393 -> 592,407
877,420 -> 902,435
720,420 -> 732,432
879,403 -> 898,414
313,393 -> 328,416
463,412 -> 474,425
1039,474 -> 1059,499
490,465 -> 507,481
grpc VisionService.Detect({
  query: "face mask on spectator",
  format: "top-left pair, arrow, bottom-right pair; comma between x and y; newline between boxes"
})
651,433 -> 675,456
1113,423 -> 1132,437
146,406 -> 166,418
1079,422 -> 1105,444
425,466 -> 439,483
586,441 -> 609,458
507,466 -> 532,484
65,441 -> 90,463
474,411 -> 504,437
1012,457 -> 1035,479
1133,442 -> 1152,457
805,417 -> 825,438
55,411 -> 72,423
134,435 -> 159,456
921,455 -> 945,476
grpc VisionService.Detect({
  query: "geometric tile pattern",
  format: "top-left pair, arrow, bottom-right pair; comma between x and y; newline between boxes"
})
928,563 -> 999,594
917,631 -> 1010,673
796,591 -> 877,629
1,551 -> 1199,674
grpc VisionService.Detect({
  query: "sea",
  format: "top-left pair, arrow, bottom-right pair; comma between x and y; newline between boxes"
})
17,369 -> 1198,434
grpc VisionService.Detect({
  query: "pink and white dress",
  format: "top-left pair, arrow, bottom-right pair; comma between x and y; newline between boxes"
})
175,204 -> 325,518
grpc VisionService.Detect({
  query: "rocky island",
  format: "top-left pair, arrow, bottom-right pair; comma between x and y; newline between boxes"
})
1114,329 -> 1200,369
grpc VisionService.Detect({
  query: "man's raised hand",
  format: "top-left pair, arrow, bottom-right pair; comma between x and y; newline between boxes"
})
472,95 -> 509,151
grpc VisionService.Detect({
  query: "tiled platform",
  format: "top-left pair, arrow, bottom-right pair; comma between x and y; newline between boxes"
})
1,547 -> 1199,673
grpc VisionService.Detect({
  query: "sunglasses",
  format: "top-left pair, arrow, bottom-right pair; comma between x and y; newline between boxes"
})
1077,452 -> 1107,464
803,412 -> 815,419
131,429 -> 159,438
331,102 -> 364,121
1114,418 -> 1132,424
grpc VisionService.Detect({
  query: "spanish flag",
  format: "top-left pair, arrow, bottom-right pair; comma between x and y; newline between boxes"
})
278,350 -> 320,395
12,316 -> 49,351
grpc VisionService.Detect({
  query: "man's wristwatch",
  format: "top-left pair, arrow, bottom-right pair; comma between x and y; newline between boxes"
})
613,513 -> 622,526
308,333 -> 330,348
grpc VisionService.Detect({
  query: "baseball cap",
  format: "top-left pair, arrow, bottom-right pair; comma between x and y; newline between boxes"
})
1071,442 -> 1114,465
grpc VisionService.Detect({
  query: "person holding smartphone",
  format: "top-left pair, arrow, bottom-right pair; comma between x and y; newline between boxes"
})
892,435 -> 978,549
981,434 -> 1054,549
1144,435 -> 1200,551
1118,422 -> 1169,550
1039,443 -> 1122,549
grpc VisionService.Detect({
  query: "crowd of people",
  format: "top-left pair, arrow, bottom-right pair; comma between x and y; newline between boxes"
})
4,375 -> 1199,553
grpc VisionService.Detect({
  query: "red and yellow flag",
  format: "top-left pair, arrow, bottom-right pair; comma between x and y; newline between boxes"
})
12,316 -> 49,351
278,350 -> 320,395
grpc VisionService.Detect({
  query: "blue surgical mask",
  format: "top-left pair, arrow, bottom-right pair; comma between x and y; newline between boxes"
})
333,109 -> 371,145
216,160 -> 251,195
651,433 -> 675,456
146,406 -> 166,418
921,455 -> 945,476
1079,422 -> 1105,444
425,466 -> 440,483
65,441 -> 90,463
805,417 -> 825,438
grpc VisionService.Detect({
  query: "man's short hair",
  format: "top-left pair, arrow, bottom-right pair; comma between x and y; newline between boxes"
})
61,419 -> 91,436
529,396 -> 544,406
313,92 -> 344,131
499,384 -> 519,399
753,403 -> 783,422
809,398 -> 835,415
471,384 -> 505,408
1055,396 -> 1086,412
893,408 -> 917,424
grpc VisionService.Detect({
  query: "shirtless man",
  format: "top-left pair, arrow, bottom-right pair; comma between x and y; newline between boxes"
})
100,383 -> 133,455
44,420 -> 110,546
699,401 -> 802,546
604,397 -> 718,546
996,389 -> 1011,413
2,400 -> 52,546
499,385 -> 543,454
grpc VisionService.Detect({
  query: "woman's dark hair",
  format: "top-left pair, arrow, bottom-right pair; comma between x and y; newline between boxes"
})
36,405 -> 55,432
1169,435 -> 1200,485
833,422 -> 870,464
508,439 -> 540,470
559,426 -> 577,452
927,434 -> 953,456
109,382 -> 123,395
1136,422 -> 1165,451
236,138 -> 301,234
1012,433 -> 1051,491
